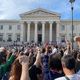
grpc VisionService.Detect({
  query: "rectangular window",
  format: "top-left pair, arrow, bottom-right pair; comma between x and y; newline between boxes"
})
0,25 -> 3,30
9,25 -> 12,30
16,34 -> 20,41
61,35 -> 65,42
7,34 -> 12,42
17,25 -> 21,30
0,34 -> 3,41
61,25 -> 65,31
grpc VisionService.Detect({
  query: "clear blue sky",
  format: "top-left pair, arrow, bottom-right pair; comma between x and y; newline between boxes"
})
0,0 -> 80,20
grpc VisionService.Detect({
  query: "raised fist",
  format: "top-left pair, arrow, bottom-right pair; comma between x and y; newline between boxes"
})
74,36 -> 80,48
74,36 -> 80,42
19,55 -> 29,65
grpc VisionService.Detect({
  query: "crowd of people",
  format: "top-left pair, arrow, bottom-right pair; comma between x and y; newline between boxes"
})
0,36 -> 80,80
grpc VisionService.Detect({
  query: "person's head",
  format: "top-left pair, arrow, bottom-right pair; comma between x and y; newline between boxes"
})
41,47 -> 46,53
49,54 -> 62,71
72,50 -> 78,59
61,54 -> 76,73
46,45 -> 52,53
0,47 -> 6,53
0,52 -> 6,64
9,59 -> 22,80
0,47 -> 7,64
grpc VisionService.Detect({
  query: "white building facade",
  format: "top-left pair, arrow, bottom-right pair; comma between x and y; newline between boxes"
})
0,8 -> 80,44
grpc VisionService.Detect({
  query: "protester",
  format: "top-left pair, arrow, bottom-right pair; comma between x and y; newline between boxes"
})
75,53 -> 80,72
0,48 -> 16,80
42,46 -> 63,80
55,54 -> 80,80
0,38 -> 80,80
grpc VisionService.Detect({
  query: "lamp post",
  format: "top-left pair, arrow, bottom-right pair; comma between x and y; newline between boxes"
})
69,0 -> 75,50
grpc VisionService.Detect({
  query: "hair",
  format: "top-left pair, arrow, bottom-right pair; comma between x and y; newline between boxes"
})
46,46 -> 52,53
72,50 -> 79,59
9,59 -> 22,80
74,36 -> 80,42
41,47 -> 46,53
61,54 -> 76,70
49,54 -> 62,71
0,52 -> 6,64
77,53 -> 80,61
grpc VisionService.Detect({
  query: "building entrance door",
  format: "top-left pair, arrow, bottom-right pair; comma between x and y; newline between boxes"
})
38,34 -> 42,43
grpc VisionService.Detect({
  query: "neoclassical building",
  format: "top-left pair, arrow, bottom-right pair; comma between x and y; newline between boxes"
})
0,8 -> 80,44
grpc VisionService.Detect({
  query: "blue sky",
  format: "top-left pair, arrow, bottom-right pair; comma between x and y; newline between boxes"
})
0,0 -> 80,20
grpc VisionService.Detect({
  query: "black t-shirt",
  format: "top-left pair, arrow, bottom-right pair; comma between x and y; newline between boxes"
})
29,65 -> 42,80
49,70 -> 64,80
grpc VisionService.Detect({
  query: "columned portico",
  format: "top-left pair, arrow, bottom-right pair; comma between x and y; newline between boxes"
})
27,22 -> 31,42
20,22 -> 24,42
34,22 -> 38,43
26,21 -> 57,43
20,8 -> 61,43
49,22 -> 53,42
1,8 -> 79,46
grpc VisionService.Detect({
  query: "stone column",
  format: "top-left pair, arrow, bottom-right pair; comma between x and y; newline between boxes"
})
34,22 -> 38,43
27,22 -> 31,42
42,22 -> 45,43
49,21 -> 53,43
20,22 -> 25,42
56,21 -> 60,44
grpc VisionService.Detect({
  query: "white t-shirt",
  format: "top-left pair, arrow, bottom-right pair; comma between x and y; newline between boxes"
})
55,74 -> 80,80
52,48 -> 57,54
77,70 -> 80,75
64,50 -> 68,55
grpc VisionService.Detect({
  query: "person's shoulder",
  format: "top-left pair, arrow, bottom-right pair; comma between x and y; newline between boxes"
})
77,70 -> 80,74
9,76 -> 14,80
67,74 -> 80,80
55,76 -> 66,80
74,73 -> 80,79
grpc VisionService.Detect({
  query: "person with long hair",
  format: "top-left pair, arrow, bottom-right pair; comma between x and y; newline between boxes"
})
9,59 -> 22,80
9,55 -> 30,80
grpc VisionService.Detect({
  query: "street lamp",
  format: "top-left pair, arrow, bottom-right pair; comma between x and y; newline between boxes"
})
69,0 -> 75,50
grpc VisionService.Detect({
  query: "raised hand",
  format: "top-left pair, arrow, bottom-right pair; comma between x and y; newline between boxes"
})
74,36 -> 80,48
19,55 -> 29,65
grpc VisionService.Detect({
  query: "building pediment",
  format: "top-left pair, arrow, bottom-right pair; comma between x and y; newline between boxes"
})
20,8 -> 60,18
